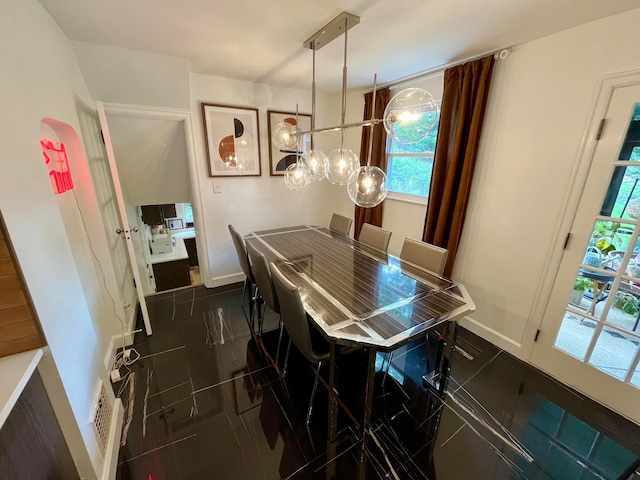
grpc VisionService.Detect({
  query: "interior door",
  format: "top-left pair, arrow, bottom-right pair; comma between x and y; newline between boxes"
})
531,83 -> 640,423
96,101 -> 152,336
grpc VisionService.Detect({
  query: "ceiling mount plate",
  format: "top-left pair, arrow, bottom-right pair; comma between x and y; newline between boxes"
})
304,12 -> 360,50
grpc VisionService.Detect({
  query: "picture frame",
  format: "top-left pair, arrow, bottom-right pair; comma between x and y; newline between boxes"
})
267,110 -> 312,176
201,103 -> 261,177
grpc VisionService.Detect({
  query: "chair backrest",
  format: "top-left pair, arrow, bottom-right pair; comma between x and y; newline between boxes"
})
400,238 -> 448,276
270,263 -> 316,362
358,223 -> 392,252
228,224 -> 254,283
329,213 -> 353,236
246,242 -> 279,314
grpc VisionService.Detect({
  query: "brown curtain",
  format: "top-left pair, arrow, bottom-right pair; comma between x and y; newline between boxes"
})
423,55 -> 495,278
354,87 -> 391,240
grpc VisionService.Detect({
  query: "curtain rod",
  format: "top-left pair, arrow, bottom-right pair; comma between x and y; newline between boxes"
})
354,46 -> 512,95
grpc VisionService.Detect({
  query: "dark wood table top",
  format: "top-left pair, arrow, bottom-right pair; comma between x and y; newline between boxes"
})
246,225 -> 475,351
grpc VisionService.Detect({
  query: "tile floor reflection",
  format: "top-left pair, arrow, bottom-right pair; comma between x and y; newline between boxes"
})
114,285 -> 640,479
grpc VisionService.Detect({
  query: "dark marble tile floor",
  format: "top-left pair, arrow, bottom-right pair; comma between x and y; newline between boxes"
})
114,284 -> 640,479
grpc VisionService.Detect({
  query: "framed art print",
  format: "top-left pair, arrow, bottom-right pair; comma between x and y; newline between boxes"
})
202,103 -> 261,177
267,110 -> 311,176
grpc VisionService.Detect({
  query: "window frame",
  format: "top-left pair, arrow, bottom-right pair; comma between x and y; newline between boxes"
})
384,99 -> 440,204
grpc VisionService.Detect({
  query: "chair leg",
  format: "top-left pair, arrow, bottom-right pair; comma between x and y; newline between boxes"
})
306,360 -> 323,425
382,351 -> 394,388
283,339 -> 292,377
241,277 -> 247,307
275,317 -> 284,367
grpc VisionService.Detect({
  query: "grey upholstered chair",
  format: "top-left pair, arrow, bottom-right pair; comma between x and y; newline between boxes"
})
270,262 -> 330,425
384,239 -> 449,387
400,238 -> 448,275
228,225 -> 257,328
246,242 -> 285,365
329,213 -> 353,236
358,223 -> 392,252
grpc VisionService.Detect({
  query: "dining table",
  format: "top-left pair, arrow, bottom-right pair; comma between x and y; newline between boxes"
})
244,225 -> 476,447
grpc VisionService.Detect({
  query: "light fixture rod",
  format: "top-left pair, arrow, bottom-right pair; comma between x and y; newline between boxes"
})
366,74 -> 377,168
311,47 -> 316,150
294,118 -> 383,137
339,16 -> 348,150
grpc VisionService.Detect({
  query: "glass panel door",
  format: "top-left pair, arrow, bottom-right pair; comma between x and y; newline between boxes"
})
531,82 -> 640,424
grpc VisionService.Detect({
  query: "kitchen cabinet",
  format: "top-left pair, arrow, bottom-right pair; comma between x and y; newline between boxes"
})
184,237 -> 198,267
162,203 -> 176,218
141,204 -> 177,226
152,259 -> 190,291
141,205 -> 163,226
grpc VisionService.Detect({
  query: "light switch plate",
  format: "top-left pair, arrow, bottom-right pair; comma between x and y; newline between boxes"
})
213,181 -> 222,194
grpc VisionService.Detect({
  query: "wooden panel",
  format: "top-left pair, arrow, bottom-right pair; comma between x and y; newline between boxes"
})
0,335 -> 44,356
0,214 -> 45,358
0,258 -> 16,275
0,274 -> 21,293
0,370 -> 80,479
0,305 -> 33,327
0,290 -> 27,310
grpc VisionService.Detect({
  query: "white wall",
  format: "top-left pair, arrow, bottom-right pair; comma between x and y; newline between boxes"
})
458,8 -> 640,358
73,41 -> 191,109
0,1 -> 115,477
342,9 -> 640,360
189,73 -> 348,286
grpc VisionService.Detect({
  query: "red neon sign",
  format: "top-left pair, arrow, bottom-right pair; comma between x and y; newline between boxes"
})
41,139 -> 74,194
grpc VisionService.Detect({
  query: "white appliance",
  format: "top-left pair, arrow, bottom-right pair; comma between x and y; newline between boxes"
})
151,234 -> 173,254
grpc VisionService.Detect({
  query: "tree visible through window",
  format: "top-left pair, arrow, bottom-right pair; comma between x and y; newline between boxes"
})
386,105 -> 440,199
184,203 -> 194,224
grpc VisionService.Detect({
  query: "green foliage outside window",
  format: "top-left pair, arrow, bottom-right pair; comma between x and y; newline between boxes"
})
387,112 -> 439,197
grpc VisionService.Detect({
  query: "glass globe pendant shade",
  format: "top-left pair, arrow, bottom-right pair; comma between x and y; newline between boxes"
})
272,122 -> 299,150
284,161 -> 311,191
302,150 -> 328,181
383,87 -> 439,145
347,166 -> 388,208
325,148 -> 359,185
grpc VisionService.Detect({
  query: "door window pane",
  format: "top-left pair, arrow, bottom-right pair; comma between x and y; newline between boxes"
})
588,326 -> 639,380
555,312 -> 596,361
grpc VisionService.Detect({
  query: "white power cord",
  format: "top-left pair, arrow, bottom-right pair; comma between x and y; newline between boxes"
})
70,190 -> 141,384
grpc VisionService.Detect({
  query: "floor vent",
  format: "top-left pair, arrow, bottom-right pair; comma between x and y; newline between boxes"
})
91,381 -> 113,456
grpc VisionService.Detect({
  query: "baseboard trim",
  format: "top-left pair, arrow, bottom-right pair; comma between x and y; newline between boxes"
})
101,398 -> 123,480
103,303 -> 137,371
207,272 -> 245,288
460,315 -> 523,358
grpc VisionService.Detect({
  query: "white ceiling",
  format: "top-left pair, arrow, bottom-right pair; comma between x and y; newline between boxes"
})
40,0 -> 639,92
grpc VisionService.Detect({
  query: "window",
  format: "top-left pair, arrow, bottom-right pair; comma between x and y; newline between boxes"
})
386,102 -> 440,202
184,203 -> 194,226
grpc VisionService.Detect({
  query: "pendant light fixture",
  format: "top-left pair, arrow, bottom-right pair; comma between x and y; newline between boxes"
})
301,47 -> 328,182
347,74 -> 388,207
273,11 -> 438,206
283,107 -> 311,191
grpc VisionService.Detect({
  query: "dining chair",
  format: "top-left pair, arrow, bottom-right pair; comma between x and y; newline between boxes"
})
270,262 -> 330,425
228,225 -> 257,329
400,238 -> 448,275
358,223 -> 392,252
329,213 -> 353,237
384,238 -> 449,388
246,242 -> 285,366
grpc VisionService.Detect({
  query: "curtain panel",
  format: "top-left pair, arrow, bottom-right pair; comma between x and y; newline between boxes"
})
423,55 -> 495,278
354,87 -> 391,240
